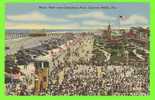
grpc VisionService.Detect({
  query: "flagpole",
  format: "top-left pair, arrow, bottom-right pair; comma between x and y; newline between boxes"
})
119,15 -> 121,32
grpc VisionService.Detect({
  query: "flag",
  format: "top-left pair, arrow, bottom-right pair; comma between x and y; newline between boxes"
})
119,15 -> 129,20
118,15 -> 129,27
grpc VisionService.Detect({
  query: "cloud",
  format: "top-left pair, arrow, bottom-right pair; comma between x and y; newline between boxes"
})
6,21 -> 107,30
7,11 -> 67,22
66,11 -> 116,21
6,22 -> 50,29
6,22 -> 80,29
6,11 -> 149,30
120,15 -> 148,26
82,20 -> 110,26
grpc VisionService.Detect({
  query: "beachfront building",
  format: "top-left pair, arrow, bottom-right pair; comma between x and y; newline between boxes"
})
34,60 -> 49,95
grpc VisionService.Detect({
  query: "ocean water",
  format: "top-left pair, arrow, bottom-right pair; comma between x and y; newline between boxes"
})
6,29 -> 94,33
6,29 -> 95,40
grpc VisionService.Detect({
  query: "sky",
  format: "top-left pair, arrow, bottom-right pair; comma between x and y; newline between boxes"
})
6,3 -> 150,30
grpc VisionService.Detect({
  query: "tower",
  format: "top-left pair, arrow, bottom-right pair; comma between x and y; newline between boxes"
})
107,24 -> 112,39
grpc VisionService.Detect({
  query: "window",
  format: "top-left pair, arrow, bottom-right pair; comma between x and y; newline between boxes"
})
43,76 -> 47,82
44,61 -> 49,68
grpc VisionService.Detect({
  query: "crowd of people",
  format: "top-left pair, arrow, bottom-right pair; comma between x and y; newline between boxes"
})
45,59 -> 149,96
5,34 -> 149,96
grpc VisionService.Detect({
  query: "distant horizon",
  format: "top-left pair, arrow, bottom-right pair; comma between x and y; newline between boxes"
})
6,26 -> 150,31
